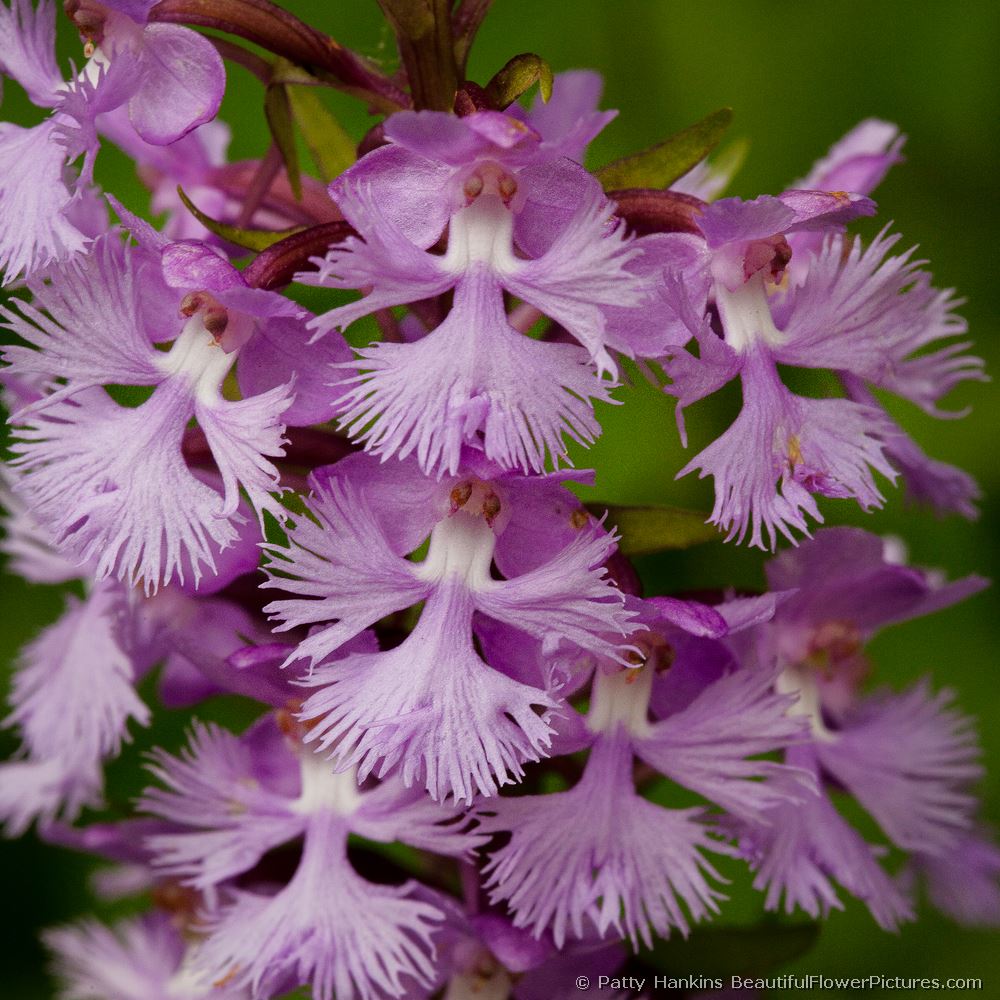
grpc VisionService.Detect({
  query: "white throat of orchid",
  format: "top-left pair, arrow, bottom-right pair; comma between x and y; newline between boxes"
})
713,272 -> 789,355
587,661 -> 654,737
414,480 -> 503,590
444,965 -> 512,1000
165,961 -> 228,1000
69,46 -> 111,86
291,750 -> 363,817
155,313 -> 237,404
442,163 -> 521,277
775,664 -> 836,743
775,618 -> 863,742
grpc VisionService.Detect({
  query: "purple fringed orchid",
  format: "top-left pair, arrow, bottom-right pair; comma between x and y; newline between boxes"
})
661,141 -> 983,548
2,228 -> 347,591
140,716 -> 483,1000
0,471 -> 147,833
905,828 -> 1000,927
665,192 -> 982,548
0,463 -> 260,835
0,0 -> 111,282
786,118 -> 983,519
45,912 -> 250,1000
0,0 -> 224,283
787,118 -> 983,518
0,578 -> 148,835
477,593 -> 812,949
784,118 -> 906,288
63,0 -> 225,144
301,88 -> 669,475
726,527 -> 988,928
432,904 -> 627,1000
107,202 -> 355,425
317,70 -> 615,253
0,0 -> 989,986
263,451 -> 637,803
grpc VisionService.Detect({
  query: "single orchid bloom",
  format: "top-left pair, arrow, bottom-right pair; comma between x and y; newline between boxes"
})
0,0 -> 224,283
141,717 -> 483,1000
2,229 -> 346,591
300,94 -> 662,475
263,451 -> 637,802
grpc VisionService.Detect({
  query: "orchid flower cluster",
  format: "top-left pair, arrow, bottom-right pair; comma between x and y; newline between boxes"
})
0,1 -> 994,998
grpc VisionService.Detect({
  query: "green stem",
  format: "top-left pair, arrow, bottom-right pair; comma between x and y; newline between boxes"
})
377,0 -> 459,111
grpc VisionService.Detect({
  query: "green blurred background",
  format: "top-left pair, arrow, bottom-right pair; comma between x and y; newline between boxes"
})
1,0 -> 998,995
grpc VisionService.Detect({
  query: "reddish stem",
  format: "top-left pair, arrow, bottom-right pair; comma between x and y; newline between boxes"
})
609,188 -> 705,236
150,0 -> 409,111
207,35 -> 272,81
235,144 -> 284,228
210,162 -> 341,227
375,309 -> 404,343
452,0 -> 493,75
242,221 -> 356,290
183,425 -> 356,470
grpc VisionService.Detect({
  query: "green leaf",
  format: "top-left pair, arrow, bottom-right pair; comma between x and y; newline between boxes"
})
484,53 -> 554,108
287,85 -> 356,182
264,72 -> 301,200
176,188 -> 304,252
268,60 -> 320,87
642,922 -> 821,978
595,107 -> 733,191
588,503 -> 718,555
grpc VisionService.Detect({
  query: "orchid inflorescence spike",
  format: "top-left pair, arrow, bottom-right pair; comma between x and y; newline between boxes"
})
0,1 -> 993,997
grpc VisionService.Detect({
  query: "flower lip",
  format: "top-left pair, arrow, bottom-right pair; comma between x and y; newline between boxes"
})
291,752 -> 363,817
713,274 -> 789,352
586,661 -> 654,737
414,507 -> 497,590
154,315 -> 233,400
